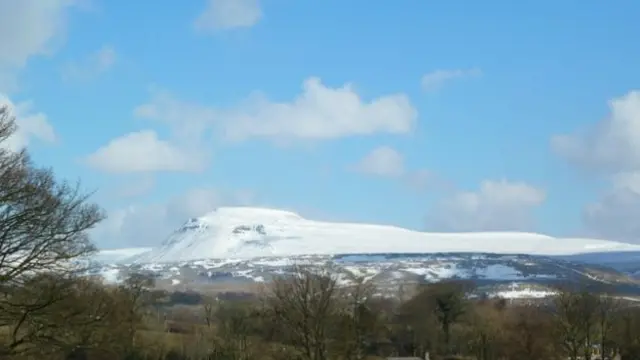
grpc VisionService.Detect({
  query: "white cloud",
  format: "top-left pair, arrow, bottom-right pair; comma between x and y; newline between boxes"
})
194,0 -> 261,32
353,146 -> 405,178
220,77 -> 417,142
552,91 -> 640,174
136,78 -> 416,143
426,180 -> 546,232
91,187 -> 254,248
86,77 -> 416,173
62,45 -> 117,82
582,172 -> 640,242
352,146 -> 449,191
421,68 -> 482,92
351,146 -> 447,191
85,88 -> 216,174
0,0 -> 79,91
553,90 -> 640,242
84,130 -> 205,173
133,88 -> 216,142
0,94 -> 56,151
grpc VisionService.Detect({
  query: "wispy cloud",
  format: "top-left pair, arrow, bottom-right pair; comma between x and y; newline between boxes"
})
194,0 -> 262,32
352,146 -> 450,191
421,67 -> 482,91
352,146 -> 405,178
62,45 -> 117,82
0,0 -> 80,92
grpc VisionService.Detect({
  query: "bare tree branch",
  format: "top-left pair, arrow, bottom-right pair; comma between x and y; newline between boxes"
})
0,106 -> 106,357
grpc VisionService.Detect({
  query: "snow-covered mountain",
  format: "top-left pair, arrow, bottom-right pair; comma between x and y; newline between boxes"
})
86,207 -> 640,299
122,207 -> 640,264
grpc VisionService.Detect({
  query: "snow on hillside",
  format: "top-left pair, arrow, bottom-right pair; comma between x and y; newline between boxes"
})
490,283 -> 557,299
122,207 -> 640,264
89,251 -> 634,301
94,247 -> 153,264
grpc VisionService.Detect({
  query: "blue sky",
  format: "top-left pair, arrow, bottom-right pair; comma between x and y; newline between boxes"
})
2,0 -> 640,248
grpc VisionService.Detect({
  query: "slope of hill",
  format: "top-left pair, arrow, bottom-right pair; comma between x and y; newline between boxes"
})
89,252 -> 640,299
122,206 -> 640,264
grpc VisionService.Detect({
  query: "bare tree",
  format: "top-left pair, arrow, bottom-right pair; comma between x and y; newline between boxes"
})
116,272 -> 156,355
0,273 -> 75,356
337,275 -> 380,360
430,281 -> 471,355
552,287 -> 600,360
0,274 -> 122,358
0,107 -> 104,282
613,306 -> 640,359
597,295 -> 620,360
503,305 -> 557,360
0,106 -> 105,357
211,300 -> 255,360
41,277 -> 119,358
552,289 -> 584,360
395,286 -> 439,357
262,266 -> 340,360
468,300 -> 508,360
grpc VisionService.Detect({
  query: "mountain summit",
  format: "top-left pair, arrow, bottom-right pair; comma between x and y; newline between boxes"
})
126,206 -> 640,264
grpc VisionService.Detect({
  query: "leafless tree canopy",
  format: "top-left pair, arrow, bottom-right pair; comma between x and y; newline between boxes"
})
552,287 -> 621,360
262,267 -> 340,360
0,106 -> 104,282
0,106 -> 105,357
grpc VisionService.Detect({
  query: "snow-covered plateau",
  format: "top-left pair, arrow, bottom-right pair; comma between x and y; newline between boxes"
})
109,207 -> 640,263
90,207 -> 640,299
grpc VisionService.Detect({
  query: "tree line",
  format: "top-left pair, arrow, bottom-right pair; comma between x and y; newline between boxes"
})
3,106 -> 640,359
